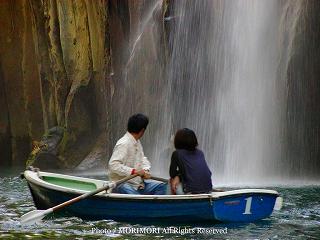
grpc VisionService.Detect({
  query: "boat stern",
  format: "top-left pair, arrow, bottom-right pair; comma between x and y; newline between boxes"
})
212,189 -> 279,222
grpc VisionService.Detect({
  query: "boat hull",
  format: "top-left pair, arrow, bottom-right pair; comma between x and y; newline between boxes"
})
24,170 -> 280,223
213,194 -> 276,222
27,181 -> 216,222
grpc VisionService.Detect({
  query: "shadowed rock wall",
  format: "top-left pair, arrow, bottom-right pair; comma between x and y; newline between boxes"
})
0,0 -> 167,170
0,0 -> 111,169
286,0 -> 320,179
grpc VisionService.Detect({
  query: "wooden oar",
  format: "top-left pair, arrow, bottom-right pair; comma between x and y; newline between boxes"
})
150,176 -> 169,182
21,174 -> 138,225
150,176 -> 225,192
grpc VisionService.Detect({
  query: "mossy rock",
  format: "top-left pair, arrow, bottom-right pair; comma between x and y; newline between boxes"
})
26,126 -> 65,169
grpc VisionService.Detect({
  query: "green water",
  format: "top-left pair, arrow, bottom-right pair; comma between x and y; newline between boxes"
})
0,170 -> 319,240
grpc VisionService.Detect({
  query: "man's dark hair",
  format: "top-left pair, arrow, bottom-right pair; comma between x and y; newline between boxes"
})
127,113 -> 149,133
174,128 -> 198,151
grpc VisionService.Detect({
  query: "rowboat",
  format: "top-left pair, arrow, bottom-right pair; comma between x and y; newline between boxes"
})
23,169 -> 282,223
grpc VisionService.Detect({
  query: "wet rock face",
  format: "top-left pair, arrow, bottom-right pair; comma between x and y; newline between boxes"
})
27,127 -> 64,170
0,0 -> 39,167
0,0 -> 167,170
0,0 -> 110,169
286,1 -> 320,178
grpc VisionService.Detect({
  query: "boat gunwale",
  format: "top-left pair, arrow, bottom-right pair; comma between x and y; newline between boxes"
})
24,170 -> 279,201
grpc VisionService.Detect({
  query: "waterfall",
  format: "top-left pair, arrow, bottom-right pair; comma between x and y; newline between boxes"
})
110,0 -> 173,174
113,0 -> 313,184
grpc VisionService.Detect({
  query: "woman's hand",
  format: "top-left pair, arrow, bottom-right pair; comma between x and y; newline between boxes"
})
170,176 -> 180,194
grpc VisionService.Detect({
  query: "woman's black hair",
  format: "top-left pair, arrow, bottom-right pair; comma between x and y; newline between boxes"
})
174,128 -> 198,151
127,113 -> 149,133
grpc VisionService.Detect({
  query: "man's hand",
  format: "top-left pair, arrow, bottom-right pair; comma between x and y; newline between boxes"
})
134,169 -> 151,179
143,170 -> 151,179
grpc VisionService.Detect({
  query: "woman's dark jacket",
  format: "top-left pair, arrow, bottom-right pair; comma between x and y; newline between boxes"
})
169,149 -> 212,194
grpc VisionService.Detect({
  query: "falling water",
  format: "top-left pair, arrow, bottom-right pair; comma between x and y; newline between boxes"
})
112,0 -> 320,184
110,0 -> 173,174
164,0 -> 301,184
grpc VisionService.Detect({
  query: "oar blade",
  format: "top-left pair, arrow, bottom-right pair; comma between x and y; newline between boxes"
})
20,209 -> 53,225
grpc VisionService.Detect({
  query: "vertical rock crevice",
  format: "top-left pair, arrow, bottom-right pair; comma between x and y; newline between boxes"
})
0,0 -> 111,169
0,0 -> 33,166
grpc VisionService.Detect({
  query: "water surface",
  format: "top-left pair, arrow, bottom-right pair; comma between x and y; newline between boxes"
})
0,171 -> 319,239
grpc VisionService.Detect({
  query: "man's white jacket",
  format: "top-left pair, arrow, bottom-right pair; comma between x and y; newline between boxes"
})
108,132 -> 151,189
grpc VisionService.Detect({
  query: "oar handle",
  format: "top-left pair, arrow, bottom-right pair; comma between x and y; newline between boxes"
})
52,174 -> 138,212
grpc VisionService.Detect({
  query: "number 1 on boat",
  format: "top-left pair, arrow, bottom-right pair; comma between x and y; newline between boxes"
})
243,197 -> 252,215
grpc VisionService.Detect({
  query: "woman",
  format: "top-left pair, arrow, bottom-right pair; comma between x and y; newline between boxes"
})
169,128 -> 212,194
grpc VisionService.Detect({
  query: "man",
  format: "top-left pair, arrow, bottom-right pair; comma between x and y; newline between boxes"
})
108,113 -> 167,194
